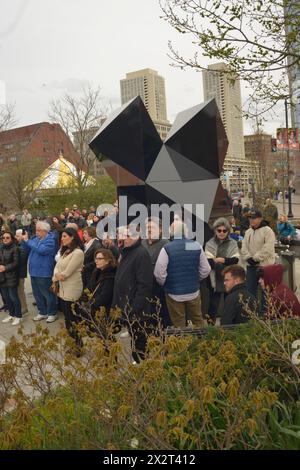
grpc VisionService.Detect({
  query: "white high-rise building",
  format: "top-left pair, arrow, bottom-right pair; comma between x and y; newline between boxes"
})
0,80 -> 6,105
202,63 -> 253,191
286,1 -> 300,129
202,63 -> 245,160
120,68 -> 171,140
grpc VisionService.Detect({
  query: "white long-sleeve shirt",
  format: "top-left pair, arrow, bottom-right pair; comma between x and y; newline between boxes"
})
154,246 -> 211,302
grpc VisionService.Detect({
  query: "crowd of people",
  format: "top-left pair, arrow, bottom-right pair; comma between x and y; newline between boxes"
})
230,197 -> 299,242
0,199 -> 299,362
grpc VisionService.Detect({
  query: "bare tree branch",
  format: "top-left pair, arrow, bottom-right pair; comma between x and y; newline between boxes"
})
48,84 -> 107,188
0,103 -> 17,131
0,150 -> 44,211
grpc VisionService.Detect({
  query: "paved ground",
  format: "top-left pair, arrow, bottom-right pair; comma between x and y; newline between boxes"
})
0,277 -> 136,366
0,277 -> 65,345
273,193 -> 300,218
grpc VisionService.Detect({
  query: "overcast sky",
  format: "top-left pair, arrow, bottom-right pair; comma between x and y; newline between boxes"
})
0,0 -> 285,136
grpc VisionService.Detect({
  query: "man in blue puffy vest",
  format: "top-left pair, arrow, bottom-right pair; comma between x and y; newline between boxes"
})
154,220 -> 211,328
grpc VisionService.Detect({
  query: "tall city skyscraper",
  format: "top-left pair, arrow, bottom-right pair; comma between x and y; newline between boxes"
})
0,80 -> 6,105
120,68 -> 171,140
286,1 -> 300,129
202,63 -> 255,191
202,63 -> 245,161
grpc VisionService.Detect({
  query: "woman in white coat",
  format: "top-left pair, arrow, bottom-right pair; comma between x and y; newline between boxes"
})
53,227 -> 84,354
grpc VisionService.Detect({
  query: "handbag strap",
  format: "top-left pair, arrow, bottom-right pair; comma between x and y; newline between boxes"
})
91,281 -> 102,297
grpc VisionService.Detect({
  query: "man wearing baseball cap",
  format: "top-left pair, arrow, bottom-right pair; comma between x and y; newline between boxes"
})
241,208 -> 276,297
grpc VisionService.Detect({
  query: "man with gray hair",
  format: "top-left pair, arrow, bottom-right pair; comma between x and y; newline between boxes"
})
154,219 -> 211,328
205,217 -> 239,323
112,224 -> 153,363
22,221 -> 58,322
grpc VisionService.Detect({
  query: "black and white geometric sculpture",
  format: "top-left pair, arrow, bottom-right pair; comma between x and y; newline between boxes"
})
89,96 -> 230,234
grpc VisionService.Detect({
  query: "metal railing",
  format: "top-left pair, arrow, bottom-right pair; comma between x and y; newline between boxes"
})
165,317 -> 300,338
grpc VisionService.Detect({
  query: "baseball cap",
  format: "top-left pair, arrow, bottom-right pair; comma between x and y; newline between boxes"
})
249,209 -> 262,219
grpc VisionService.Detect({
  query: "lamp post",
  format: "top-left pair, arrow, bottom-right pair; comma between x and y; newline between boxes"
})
238,167 -> 242,192
285,99 -> 294,218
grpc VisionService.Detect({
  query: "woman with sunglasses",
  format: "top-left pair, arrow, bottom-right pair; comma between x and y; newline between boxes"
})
0,231 -> 22,326
205,218 -> 240,324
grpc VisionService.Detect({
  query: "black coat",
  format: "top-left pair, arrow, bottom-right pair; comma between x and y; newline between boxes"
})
8,219 -> 19,235
0,242 -> 20,288
112,239 -> 153,317
88,265 -> 116,313
220,283 -> 256,325
82,239 -> 102,287
18,243 -> 29,279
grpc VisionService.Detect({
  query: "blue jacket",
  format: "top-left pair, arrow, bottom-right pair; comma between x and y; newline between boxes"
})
277,221 -> 296,238
164,238 -> 201,295
22,233 -> 57,278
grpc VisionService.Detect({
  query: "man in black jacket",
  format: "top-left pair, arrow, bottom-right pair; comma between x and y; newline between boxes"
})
221,265 -> 256,325
8,215 -> 19,236
112,225 -> 153,363
15,229 -> 29,315
82,227 -> 101,288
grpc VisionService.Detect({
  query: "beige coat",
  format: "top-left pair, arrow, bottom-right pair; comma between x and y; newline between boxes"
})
53,248 -> 84,302
241,225 -> 276,266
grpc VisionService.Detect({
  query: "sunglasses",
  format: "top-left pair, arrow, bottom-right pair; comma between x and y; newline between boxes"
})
217,228 -> 228,233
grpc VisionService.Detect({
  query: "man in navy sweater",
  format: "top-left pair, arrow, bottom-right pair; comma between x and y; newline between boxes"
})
154,220 -> 211,328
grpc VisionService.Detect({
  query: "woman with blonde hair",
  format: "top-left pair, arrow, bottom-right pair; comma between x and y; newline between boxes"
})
277,214 -> 296,243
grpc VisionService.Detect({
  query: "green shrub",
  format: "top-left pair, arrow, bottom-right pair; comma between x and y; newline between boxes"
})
0,318 -> 299,450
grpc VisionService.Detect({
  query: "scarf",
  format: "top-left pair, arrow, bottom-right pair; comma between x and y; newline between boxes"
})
205,236 -> 239,291
84,238 -> 97,252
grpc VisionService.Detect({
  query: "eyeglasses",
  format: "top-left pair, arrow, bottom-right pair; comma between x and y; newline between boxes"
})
217,229 -> 228,233
2,236 -> 11,240
95,256 -> 105,261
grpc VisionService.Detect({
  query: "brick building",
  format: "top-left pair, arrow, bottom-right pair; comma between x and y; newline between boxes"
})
0,122 -> 79,171
244,133 -> 275,190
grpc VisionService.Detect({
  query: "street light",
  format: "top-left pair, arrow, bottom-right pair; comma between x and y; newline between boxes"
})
238,167 -> 242,191
285,99 -> 294,218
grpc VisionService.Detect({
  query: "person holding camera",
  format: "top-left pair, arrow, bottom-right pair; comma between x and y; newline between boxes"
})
0,231 -> 22,326
15,229 -> 29,315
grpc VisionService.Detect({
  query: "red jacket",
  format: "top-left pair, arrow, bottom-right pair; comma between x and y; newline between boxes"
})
261,264 -> 300,318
